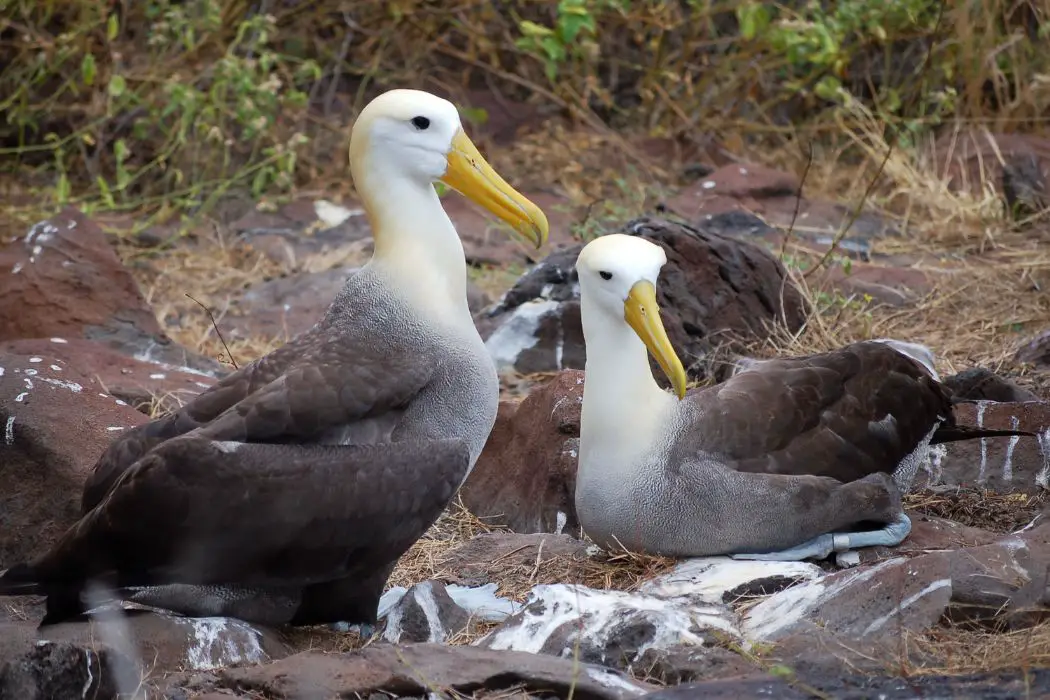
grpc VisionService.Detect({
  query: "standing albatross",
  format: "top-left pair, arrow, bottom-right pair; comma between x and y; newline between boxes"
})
574,234 -> 1028,562
0,89 -> 548,626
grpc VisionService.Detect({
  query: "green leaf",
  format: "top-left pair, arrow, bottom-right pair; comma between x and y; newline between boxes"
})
106,13 -> 119,41
107,74 -> 127,98
56,173 -> 70,203
460,106 -> 489,127
813,75 -> 843,102
559,14 -> 590,43
519,20 -> 555,38
737,4 -> 771,41
114,139 -> 129,163
96,176 -> 116,208
81,53 -> 97,86
540,36 -> 567,63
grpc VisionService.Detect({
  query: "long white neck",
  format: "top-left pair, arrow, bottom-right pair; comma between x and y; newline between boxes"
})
579,295 -> 677,466
354,154 -> 470,324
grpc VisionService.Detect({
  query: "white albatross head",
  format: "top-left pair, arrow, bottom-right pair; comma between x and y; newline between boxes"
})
349,89 -> 548,251
577,234 -> 689,399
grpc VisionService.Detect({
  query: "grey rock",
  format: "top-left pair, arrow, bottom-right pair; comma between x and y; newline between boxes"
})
381,580 -> 470,643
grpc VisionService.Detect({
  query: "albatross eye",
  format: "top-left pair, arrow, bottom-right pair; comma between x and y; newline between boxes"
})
411,116 -> 431,130
599,271 -> 613,281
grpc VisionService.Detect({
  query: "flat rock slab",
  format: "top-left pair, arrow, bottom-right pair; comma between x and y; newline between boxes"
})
478,582 -> 741,668
0,607 -> 288,676
0,351 -> 149,565
662,163 -> 901,258
0,337 -> 216,414
742,556 -> 953,644
641,668 -> 1050,699
161,643 -> 656,699
0,208 -> 224,377
476,559 -> 821,671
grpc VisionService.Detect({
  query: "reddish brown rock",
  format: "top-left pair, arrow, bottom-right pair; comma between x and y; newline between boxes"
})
0,337 -> 216,414
0,609 -> 288,677
932,130 -> 1050,199
662,164 -> 900,259
742,555 -> 953,644
480,216 -> 808,382
0,352 -> 149,566
159,643 -> 655,699
942,367 -> 1041,403
0,208 -> 224,376
1016,329 -> 1050,369
815,261 -> 934,307
918,401 -> 1050,494
460,371 -> 585,536
231,198 -> 373,269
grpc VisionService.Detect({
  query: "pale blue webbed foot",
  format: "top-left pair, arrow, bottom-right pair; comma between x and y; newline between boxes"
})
730,513 -> 913,562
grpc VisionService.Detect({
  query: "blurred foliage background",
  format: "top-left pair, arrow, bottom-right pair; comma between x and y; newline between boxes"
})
0,0 -> 1047,226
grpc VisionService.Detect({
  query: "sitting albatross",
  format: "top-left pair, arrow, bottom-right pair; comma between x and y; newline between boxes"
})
0,88 -> 549,626
574,234 -> 1029,562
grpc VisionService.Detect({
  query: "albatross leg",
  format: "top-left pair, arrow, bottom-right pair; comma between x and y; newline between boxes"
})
731,513 -> 913,562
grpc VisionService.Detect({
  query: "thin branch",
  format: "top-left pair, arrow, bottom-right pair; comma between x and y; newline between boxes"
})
185,293 -> 239,370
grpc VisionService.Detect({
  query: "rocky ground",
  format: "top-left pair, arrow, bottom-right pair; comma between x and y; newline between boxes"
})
3,119 -> 1050,699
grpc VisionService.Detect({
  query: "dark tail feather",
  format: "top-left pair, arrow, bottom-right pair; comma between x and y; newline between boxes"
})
0,563 -> 41,595
932,425 -> 1036,445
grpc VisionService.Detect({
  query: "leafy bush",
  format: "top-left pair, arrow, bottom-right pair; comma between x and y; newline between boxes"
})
0,0 -> 1046,223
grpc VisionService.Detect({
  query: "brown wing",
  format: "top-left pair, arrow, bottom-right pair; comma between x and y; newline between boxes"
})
83,325 -> 434,512
677,341 -> 953,482
32,436 -> 469,590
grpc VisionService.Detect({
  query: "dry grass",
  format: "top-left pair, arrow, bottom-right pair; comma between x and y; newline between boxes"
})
914,622 -> 1050,676
904,488 -> 1048,534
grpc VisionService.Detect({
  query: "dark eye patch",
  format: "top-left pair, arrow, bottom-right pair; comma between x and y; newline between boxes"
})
411,116 -> 430,130
599,271 -> 613,280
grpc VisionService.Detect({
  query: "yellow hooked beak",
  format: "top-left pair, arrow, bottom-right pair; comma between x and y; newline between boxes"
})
440,129 -> 549,250
624,280 -> 688,400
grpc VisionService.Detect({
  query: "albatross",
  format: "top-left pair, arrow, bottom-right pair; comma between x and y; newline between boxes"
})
0,88 -> 549,627
573,234 -> 1029,562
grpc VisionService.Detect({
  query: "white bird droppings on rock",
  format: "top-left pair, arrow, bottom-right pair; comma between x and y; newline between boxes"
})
5,416 -> 14,445
50,337 -> 68,344
313,199 -> 364,228
586,667 -> 650,696
41,377 -> 83,392
149,373 -> 166,379
172,616 -> 269,671
640,557 -> 824,605
484,299 -> 561,371
28,357 -> 41,363
106,426 -> 124,432
446,583 -> 522,623
478,583 -> 739,661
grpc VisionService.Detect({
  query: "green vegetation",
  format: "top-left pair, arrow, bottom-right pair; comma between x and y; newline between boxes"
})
0,0 -> 1046,228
